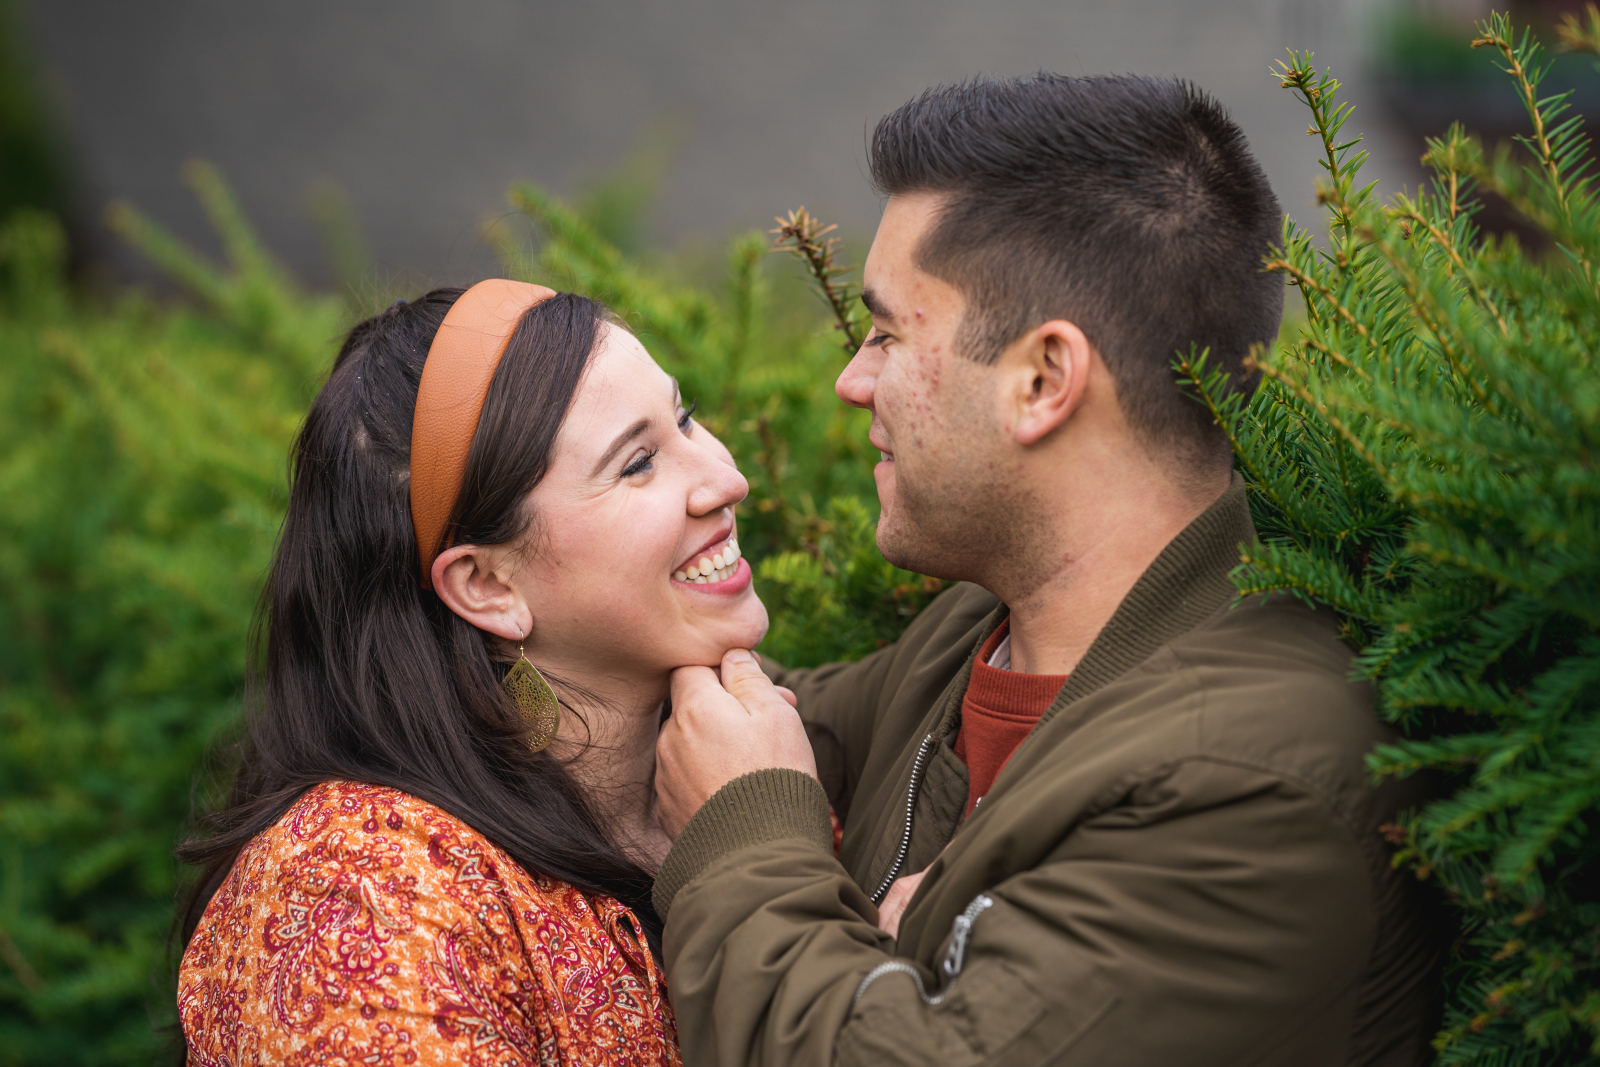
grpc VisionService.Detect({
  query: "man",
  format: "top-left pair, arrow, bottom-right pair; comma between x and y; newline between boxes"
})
653,74 -> 1436,1066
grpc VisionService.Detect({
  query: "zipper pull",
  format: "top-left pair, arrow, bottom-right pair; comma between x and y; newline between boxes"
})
941,894 -> 995,979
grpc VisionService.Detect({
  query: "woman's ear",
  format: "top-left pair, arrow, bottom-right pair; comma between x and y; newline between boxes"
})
431,544 -> 527,642
1010,319 -> 1094,447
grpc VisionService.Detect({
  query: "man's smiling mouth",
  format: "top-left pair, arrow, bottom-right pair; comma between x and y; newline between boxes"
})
869,425 -> 894,464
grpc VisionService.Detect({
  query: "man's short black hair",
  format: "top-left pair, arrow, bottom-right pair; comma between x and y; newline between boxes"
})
869,74 -> 1284,471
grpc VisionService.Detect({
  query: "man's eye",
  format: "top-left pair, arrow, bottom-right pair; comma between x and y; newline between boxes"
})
864,332 -> 891,348
622,448 -> 659,477
677,400 -> 698,432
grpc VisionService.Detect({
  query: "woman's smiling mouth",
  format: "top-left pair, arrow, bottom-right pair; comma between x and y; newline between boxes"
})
672,535 -> 742,584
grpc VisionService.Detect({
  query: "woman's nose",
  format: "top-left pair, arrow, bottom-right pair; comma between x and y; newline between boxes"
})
688,441 -> 749,516
835,346 -> 883,410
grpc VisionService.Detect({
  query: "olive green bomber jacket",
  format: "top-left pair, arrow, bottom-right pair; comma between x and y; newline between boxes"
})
652,479 -> 1437,1066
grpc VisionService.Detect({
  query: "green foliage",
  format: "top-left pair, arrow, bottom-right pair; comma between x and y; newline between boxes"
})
1178,21 -> 1600,1062
759,498 -> 948,665
0,153 -> 934,1059
0,182 -> 338,1061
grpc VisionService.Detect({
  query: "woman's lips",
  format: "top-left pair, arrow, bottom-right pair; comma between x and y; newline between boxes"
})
673,556 -> 752,595
673,536 -> 741,584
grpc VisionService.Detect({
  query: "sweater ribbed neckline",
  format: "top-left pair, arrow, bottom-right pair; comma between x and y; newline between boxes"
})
964,621 -> 1068,720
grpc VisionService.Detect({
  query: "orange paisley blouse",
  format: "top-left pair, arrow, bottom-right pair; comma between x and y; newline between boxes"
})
177,780 -> 679,1066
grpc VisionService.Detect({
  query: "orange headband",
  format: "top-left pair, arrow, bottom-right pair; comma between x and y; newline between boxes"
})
410,278 -> 557,590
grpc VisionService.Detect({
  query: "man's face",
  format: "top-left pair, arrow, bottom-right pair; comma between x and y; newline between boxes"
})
837,193 -> 1015,581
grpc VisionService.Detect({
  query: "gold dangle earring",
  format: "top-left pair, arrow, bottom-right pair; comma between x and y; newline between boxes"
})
503,627 -> 561,752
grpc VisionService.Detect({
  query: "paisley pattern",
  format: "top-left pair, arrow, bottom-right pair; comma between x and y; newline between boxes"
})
178,781 -> 679,1066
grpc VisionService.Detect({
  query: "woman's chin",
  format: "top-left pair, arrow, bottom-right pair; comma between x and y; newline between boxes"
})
679,602 -> 769,668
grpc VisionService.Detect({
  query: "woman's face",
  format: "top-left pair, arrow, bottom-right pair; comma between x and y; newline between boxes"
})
508,325 -> 767,686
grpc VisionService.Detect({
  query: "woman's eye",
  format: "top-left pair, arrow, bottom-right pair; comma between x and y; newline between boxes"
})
622,448 -> 659,477
677,399 -> 698,433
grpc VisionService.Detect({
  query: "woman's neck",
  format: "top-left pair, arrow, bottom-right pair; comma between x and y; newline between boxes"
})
545,672 -> 673,873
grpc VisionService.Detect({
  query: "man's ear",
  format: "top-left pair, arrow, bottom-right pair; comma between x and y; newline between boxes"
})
1007,319 -> 1094,447
431,544 -> 527,643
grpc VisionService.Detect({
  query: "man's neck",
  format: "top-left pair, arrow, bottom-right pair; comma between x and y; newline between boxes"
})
997,476 -> 1227,676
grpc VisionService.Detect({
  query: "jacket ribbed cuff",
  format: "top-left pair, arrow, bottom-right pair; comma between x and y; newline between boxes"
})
653,769 -> 832,921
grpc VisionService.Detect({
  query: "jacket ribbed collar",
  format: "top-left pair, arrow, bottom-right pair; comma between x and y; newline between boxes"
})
1052,470 -> 1255,709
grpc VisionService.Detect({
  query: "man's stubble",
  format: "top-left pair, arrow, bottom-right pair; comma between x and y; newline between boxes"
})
875,388 -> 1056,606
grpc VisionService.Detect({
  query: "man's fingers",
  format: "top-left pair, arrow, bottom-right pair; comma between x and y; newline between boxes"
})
877,867 -> 930,939
657,652 -> 821,840
670,664 -> 730,711
720,649 -> 789,709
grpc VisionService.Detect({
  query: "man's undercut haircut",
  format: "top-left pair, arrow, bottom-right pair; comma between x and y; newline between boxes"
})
870,74 -> 1284,471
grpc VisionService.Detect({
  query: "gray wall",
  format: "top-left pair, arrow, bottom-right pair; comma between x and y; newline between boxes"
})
28,0 -> 1416,288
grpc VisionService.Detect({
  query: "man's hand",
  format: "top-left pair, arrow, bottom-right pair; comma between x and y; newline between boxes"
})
656,649 -> 818,839
877,866 -> 930,939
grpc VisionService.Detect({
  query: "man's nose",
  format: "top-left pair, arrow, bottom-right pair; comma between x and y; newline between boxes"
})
836,347 -> 882,410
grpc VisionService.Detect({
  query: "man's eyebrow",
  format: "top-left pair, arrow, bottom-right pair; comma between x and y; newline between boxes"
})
593,418 -> 651,477
861,288 -> 896,323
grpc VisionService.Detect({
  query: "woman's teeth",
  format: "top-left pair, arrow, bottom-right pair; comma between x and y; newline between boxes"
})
673,538 -> 741,584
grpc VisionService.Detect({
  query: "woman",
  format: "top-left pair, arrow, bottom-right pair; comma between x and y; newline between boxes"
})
176,280 -> 764,1065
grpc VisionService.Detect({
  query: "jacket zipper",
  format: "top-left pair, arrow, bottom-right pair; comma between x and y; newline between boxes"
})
870,732 -> 937,905
852,892 -> 996,1008
940,893 -> 994,978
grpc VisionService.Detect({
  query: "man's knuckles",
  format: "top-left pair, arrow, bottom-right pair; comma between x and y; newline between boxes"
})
669,664 -> 719,697
719,659 -> 792,713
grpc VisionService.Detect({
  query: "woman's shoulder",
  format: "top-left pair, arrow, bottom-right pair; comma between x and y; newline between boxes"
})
271,778 -> 468,850
236,779 -> 560,917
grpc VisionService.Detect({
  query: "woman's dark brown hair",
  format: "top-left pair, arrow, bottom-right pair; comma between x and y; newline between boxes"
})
174,289 -> 662,966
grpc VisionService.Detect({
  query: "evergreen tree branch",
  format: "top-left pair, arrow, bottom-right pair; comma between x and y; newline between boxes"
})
1299,332 -> 1373,380
1473,17 -> 1572,222
770,208 -> 868,353
1355,221 -> 1495,410
1421,124 -> 1480,222
1263,257 -> 1374,344
1388,193 -> 1511,340
1247,356 -> 1390,483
1174,345 -> 1273,488
1472,14 -> 1600,300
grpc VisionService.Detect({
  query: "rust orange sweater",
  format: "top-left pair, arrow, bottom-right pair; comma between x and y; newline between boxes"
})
953,620 -> 1068,815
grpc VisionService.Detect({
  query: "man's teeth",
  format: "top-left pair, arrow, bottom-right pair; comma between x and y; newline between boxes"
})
880,450 -> 892,462
673,538 -> 741,584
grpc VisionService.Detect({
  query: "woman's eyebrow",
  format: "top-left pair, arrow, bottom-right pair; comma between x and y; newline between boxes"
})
592,418 -> 651,477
